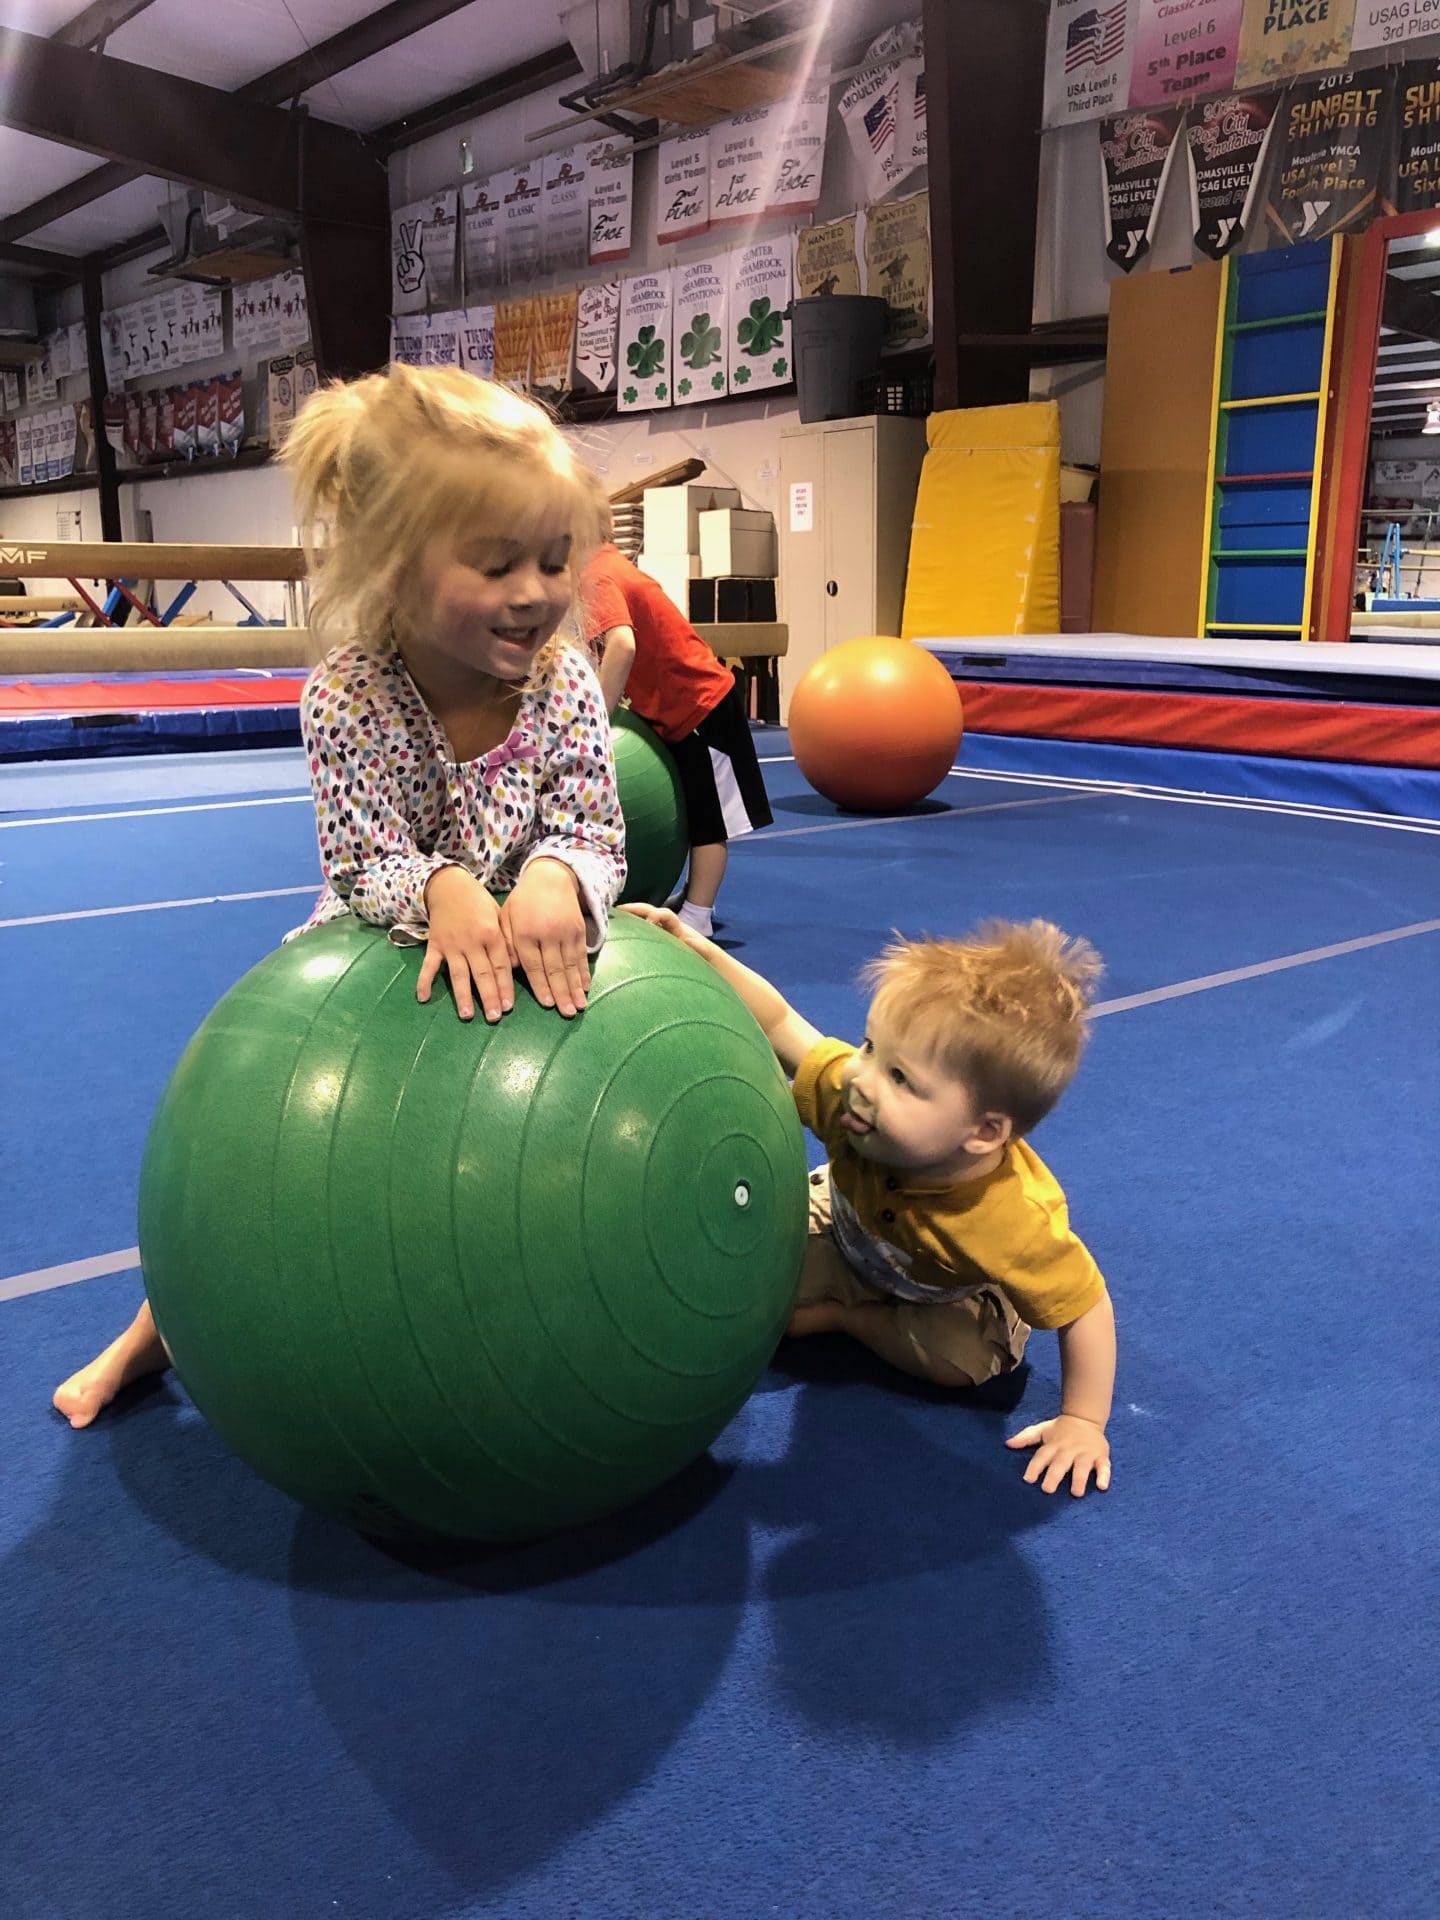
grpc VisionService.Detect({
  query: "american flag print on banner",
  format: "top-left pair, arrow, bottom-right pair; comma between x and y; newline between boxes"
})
863,92 -> 894,154
1045,0 -> 1135,128
1066,4 -> 1129,73
839,22 -> 922,201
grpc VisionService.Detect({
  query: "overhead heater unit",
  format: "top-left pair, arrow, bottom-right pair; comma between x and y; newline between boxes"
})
148,189 -> 298,287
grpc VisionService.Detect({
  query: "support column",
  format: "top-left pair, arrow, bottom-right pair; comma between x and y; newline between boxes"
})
82,260 -> 122,542
921,0 -> 1048,412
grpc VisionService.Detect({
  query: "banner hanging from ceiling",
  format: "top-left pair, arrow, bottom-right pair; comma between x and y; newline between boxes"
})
1236,0 -> 1356,92
1185,89 -> 1283,256
1267,66 -> 1395,241
1044,0 -> 1136,128
1099,107 -> 1186,270
1129,0 -> 1245,109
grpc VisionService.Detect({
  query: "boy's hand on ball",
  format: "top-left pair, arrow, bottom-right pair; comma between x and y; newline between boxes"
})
620,903 -> 711,955
420,866 -> 514,1023
1006,1414 -> 1111,1497
619,902 -> 685,939
502,860 -> 590,1017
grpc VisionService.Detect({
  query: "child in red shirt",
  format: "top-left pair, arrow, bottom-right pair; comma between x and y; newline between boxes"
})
583,514 -> 773,934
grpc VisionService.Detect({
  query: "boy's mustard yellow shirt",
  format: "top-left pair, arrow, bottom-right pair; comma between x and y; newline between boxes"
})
794,1038 -> 1107,1331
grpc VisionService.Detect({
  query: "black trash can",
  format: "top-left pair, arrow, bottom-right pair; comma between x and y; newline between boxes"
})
792,295 -> 888,423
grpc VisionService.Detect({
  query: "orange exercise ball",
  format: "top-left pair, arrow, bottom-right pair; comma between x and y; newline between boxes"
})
788,635 -> 965,813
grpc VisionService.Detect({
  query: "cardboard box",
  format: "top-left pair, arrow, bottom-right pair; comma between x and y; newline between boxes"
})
636,550 -> 701,615
642,481 -> 741,555
698,507 -> 777,578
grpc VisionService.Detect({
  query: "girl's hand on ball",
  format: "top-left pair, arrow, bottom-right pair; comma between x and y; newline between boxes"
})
501,860 -> 591,1017
420,867 -> 514,1022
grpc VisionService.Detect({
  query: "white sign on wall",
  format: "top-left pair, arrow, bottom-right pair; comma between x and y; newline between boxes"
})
618,269 -> 673,411
727,240 -> 792,394
673,255 -> 728,405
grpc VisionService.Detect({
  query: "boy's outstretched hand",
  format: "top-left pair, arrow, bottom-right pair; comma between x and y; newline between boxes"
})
1007,1414 -> 1111,1497
619,902 -> 705,949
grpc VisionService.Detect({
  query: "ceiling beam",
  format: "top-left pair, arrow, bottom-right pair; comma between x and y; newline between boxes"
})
377,43 -> 582,152
0,26 -> 381,224
54,0 -> 158,48
0,239 -> 83,274
0,0 -> 486,248
239,0 -> 480,105
0,164 -> 138,249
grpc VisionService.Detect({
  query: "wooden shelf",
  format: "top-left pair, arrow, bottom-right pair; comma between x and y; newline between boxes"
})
117,446 -> 275,485
1211,548 -> 1308,559
1205,621 -> 1303,632
0,474 -> 100,501
2,446 -> 276,500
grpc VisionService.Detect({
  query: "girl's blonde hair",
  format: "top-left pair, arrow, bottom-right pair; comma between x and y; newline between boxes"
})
283,363 -> 602,676
859,921 -> 1104,1136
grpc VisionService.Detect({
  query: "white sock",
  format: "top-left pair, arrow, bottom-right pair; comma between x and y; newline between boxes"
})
678,901 -> 714,937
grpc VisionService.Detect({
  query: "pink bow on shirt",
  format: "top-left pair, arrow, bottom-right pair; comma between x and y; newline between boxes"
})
479,731 -> 535,778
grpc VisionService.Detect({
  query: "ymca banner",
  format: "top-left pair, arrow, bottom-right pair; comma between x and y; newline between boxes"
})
574,280 -> 619,394
1236,0 -> 1356,92
1044,0 -> 1136,129
1099,107 -> 1185,270
1267,67 -> 1395,242
1129,0 -> 1243,109
1186,89 -> 1282,257
1396,59 -> 1440,210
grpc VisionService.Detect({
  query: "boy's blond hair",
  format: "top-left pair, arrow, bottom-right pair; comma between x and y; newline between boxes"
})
283,363 -> 602,680
860,920 -> 1103,1136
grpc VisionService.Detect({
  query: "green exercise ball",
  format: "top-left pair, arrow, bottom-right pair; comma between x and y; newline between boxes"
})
613,707 -> 688,906
138,911 -> 806,1544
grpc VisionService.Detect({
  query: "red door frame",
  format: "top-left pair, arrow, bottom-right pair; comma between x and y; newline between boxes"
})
1321,206 -> 1440,638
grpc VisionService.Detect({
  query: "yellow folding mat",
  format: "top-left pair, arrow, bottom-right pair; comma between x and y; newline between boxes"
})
901,400 -> 1061,638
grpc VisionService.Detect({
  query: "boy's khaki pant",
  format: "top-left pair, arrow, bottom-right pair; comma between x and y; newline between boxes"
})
797,1167 -> 1030,1388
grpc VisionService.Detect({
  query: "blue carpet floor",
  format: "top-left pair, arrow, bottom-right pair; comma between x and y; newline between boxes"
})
2,740 -> 1437,1918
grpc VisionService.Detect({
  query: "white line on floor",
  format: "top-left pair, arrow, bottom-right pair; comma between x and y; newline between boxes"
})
1,884 -> 317,930
1,1247 -> 140,1303
10,917 -> 1440,1308
1091,918 -> 1440,1018
754,791 -> 1095,841
0,794 -> 310,830
941,765 -> 1440,836
756,752 -> 1440,834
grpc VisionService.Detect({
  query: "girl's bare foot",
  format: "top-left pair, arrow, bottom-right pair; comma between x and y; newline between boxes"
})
52,1300 -> 170,1428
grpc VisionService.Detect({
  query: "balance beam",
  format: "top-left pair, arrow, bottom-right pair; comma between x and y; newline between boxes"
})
0,595 -> 87,614
0,542 -> 308,580
0,626 -> 320,675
